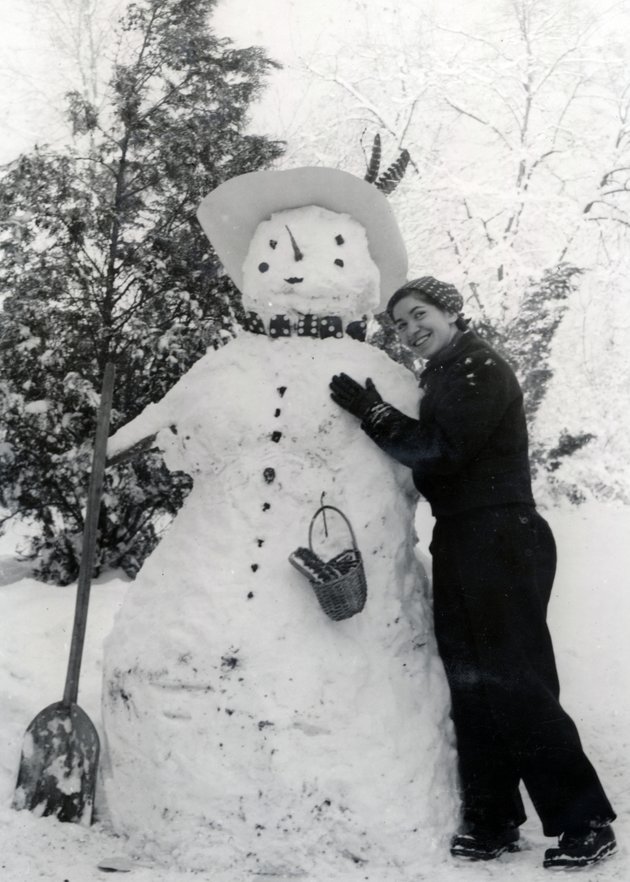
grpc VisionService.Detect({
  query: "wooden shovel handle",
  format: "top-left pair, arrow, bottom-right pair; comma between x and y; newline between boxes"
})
63,363 -> 115,707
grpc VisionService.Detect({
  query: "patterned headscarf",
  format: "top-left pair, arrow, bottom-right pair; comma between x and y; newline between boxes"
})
387,276 -> 464,316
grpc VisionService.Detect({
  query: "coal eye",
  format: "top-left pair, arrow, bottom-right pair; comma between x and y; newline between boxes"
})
335,234 -> 344,245
258,262 -> 270,273
334,258 -> 344,267
269,240 -> 277,249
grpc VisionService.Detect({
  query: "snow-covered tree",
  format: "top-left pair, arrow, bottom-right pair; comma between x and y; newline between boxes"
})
0,0 -> 283,583
281,0 -> 630,502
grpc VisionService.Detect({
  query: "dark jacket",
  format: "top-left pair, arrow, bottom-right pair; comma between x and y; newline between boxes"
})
361,330 -> 534,516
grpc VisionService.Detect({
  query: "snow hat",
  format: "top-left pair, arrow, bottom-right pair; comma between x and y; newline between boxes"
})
197,167 -> 408,301
387,276 -> 464,317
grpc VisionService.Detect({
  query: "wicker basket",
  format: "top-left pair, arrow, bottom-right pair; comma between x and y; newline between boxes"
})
289,505 -> 367,621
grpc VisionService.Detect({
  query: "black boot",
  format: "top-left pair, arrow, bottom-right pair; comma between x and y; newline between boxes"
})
450,825 -> 520,861
543,824 -> 617,870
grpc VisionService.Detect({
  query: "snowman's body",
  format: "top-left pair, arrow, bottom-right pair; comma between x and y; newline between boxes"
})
101,196 -> 456,876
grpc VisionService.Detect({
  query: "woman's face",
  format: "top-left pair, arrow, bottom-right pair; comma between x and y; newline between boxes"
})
391,293 -> 458,359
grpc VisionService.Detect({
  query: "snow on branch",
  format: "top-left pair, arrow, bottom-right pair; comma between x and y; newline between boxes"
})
444,99 -> 514,152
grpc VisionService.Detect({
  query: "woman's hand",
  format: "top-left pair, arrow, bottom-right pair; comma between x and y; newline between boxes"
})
330,373 -> 382,419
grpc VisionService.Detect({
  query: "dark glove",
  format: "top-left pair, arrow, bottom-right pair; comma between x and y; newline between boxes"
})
330,373 -> 382,419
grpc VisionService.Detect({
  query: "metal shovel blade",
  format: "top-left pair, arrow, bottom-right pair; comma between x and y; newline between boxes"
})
13,701 -> 100,825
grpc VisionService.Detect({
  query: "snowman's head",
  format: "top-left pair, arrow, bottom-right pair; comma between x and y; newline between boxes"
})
197,167 -> 408,322
241,205 -> 380,319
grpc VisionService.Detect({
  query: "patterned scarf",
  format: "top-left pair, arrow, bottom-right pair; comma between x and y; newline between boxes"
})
242,312 -> 367,341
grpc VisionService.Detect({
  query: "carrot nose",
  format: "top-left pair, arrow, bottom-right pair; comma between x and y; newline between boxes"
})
285,225 -> 304,262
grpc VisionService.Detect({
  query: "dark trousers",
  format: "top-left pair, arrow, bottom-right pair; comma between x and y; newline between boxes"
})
431,504 -> 615,836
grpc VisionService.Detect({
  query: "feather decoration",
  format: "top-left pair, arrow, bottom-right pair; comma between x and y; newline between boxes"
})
375,148 -> 410,195
364,134 -> 382,184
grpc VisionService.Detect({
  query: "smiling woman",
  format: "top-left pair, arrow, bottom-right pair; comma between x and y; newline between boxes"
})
329,275 -> 617,870
389,276 -> 468,351
391,296 -> 458,359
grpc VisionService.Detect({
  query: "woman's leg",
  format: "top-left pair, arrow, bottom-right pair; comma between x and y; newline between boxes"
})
432,518 -> 525,831
433,505 -> 615,837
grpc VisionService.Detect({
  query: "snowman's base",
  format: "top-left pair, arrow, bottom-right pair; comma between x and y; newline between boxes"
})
102,336 -> 459,874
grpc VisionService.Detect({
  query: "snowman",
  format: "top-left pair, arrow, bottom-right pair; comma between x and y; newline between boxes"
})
101,167 -> 456,876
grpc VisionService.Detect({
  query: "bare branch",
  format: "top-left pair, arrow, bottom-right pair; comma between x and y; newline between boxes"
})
585,214 -> 630,229
304,63 -> 398,137
486,84 -> 522,130
432,23 -> 514,64
303,62 -> 421,172
446,228 -> 490,321
443,99 -> 514,151
398,98 -> 419,147
531,44 -> 581,99
600,167 -> 630,186
551,87 -> 585,151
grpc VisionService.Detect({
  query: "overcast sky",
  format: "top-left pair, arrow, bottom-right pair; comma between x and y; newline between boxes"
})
0,0 -> 495,164
0,0 -> 627,163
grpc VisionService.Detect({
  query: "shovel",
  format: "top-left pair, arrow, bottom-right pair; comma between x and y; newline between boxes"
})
13,363 -> 116,825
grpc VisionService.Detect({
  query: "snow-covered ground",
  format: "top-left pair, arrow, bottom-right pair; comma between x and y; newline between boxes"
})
0,501 -> 627,880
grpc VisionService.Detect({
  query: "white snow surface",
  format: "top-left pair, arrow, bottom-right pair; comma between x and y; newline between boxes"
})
1,502 -> 628,880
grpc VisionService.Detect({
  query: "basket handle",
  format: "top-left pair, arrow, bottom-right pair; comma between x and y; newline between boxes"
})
308,505 -> 359,555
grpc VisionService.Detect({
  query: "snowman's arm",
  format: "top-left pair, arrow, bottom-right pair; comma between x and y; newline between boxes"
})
107,410 -> 179,465
106,345 -> 220,464
107,430 -> 162,465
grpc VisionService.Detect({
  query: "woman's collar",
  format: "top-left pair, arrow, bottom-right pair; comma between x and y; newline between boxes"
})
424,328 -> 473,370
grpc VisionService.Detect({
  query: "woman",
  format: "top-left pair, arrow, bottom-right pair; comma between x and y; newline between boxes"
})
329,276 -> 616,870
